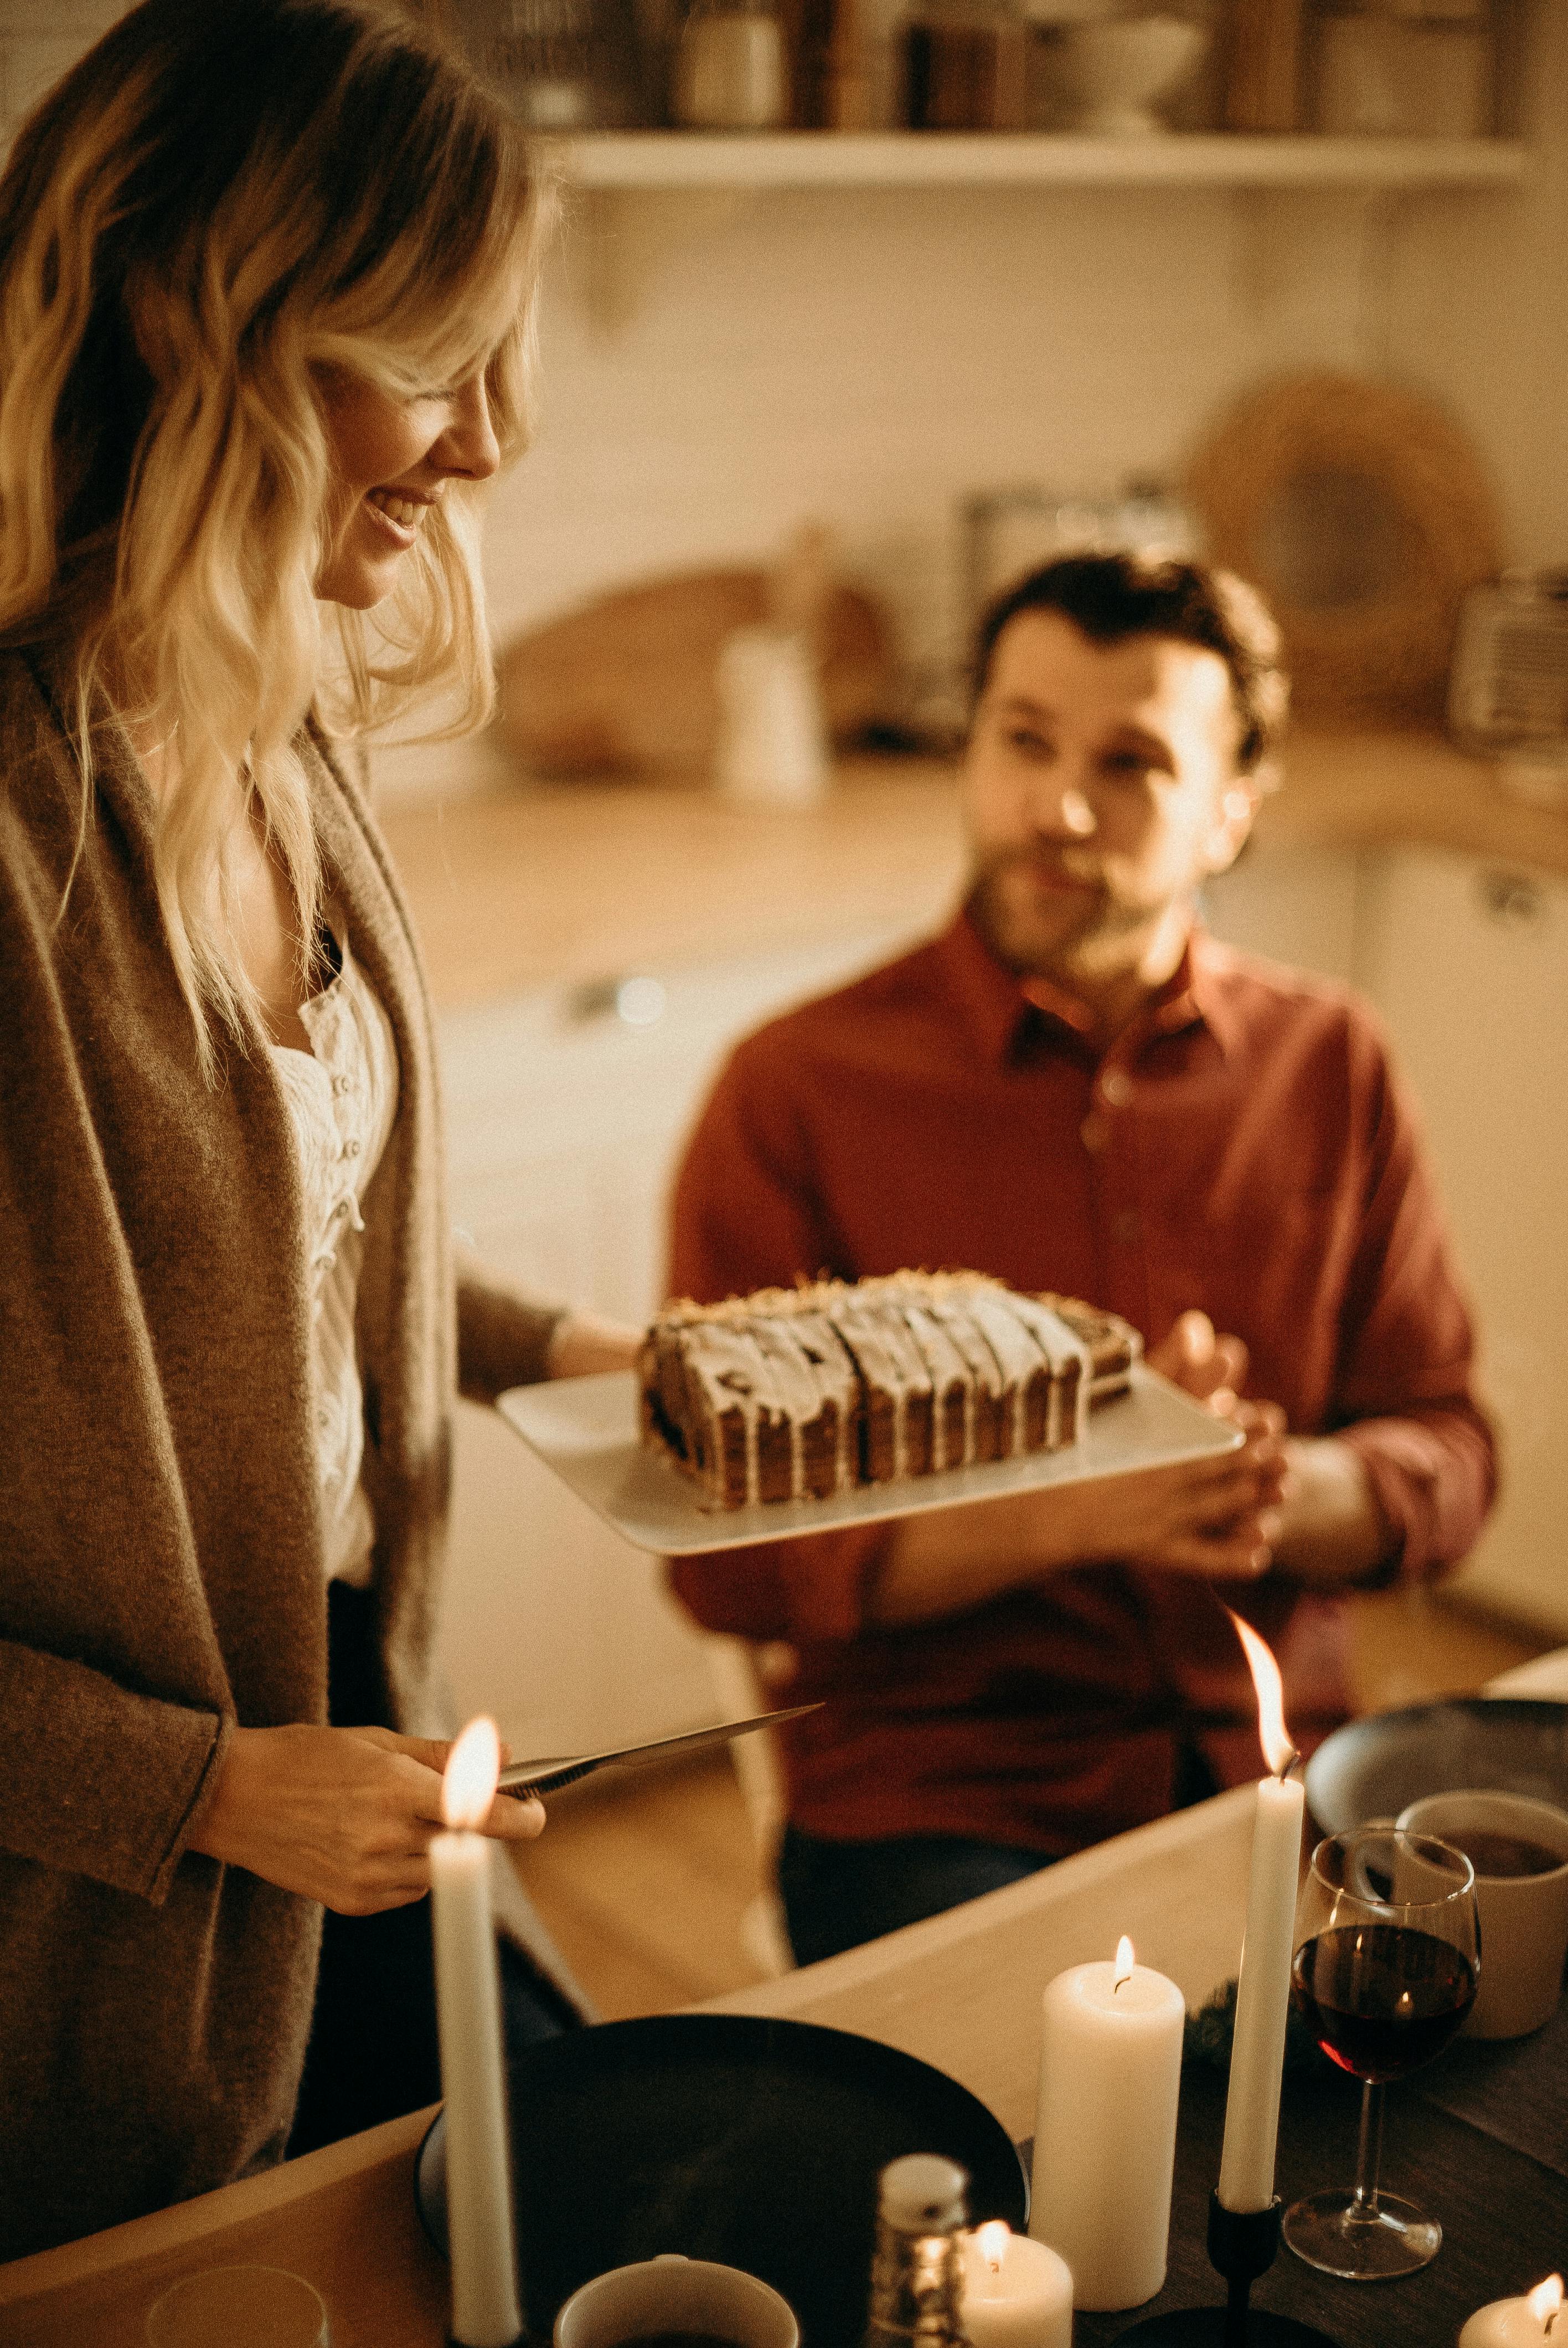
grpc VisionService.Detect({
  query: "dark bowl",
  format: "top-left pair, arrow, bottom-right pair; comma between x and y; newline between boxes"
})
1304,1697 -> 1568,1836
414,2010 -> 1027,2347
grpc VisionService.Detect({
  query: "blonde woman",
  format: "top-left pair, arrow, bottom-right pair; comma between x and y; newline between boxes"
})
0,0 -> 635,2259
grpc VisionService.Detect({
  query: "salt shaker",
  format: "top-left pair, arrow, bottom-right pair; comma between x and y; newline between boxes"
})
865,2153 -> 972,2347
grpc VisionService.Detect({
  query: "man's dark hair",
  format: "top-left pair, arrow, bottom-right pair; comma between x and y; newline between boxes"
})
971,550 -> 1289,777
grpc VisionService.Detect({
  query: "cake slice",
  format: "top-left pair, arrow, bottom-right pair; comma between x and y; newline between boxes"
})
827,1279 -> 937,1485
1040,1295 -> 1142,1403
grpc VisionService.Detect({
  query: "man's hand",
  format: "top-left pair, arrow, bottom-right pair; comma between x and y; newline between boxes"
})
1147,1308 -> 1249,1410
1151,1310 -> 1395,1587
869,1403 -> 1287,1625
186,1725 -> 546,1915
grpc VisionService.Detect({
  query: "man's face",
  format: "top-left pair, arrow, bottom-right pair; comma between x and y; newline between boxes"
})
962,609 -> 1256,991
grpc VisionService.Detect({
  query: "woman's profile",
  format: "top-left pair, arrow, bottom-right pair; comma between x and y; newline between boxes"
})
0,0 -> 632,2259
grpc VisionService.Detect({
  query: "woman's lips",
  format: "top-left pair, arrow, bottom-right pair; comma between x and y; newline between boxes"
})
363,487 -> 429,547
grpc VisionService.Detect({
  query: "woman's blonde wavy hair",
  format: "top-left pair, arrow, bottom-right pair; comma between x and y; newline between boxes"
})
0,0 -> 548,1065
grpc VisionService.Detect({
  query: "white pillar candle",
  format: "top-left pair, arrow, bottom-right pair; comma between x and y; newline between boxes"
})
1216,1614 -> 1307,2216
431,1716 -> 523,2348
960,2223 -> 1073,2346
1459,2277 -> 1566,2346
1029,1939 -> 1184,2311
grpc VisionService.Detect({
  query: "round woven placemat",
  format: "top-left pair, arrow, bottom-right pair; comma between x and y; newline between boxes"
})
1184,370 -> 1502,723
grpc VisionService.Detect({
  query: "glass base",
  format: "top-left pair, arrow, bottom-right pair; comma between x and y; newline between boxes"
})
1282,2189 -> 1442,2280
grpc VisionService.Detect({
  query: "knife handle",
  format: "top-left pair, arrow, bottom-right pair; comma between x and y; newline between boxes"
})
499,1759 -> 601,1800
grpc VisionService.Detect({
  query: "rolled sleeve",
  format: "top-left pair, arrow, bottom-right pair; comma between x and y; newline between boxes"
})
1338,1403 -> 1497,1585
456,1247 -> 569,1404
0,1640 -> 229,1904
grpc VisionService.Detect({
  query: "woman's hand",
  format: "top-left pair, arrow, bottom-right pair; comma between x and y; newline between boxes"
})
545,1311 -> 642,1379
186,1725 -> 545,1915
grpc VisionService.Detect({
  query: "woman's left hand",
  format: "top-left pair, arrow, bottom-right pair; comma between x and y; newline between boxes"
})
545,1311 -> 641,1378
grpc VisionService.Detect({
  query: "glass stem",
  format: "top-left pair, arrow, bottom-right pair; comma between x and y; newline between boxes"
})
1350,2079 -> 1384,2219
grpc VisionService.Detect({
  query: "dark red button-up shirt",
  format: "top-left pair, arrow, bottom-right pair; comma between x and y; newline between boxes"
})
667,909 -> 1496,1855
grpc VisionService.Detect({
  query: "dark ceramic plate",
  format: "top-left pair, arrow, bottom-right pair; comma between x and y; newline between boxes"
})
415,2011 -> 1027,2347
1305,1697 -> 1568,1835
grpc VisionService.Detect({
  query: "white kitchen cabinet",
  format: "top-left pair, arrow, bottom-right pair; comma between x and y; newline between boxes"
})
1203,840 -> 1361,985
1204,837 -> 1568,1638
1352,849 -> 1568,1638
436,925 -> 915,1755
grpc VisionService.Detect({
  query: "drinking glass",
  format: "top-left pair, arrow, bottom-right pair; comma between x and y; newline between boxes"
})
1283,1825 -> 1478,2281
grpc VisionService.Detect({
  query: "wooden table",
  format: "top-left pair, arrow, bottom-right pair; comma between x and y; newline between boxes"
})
3,1784 -> 1563,2346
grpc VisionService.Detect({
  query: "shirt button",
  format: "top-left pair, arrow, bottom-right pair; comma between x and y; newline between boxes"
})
1080,1112 -> 1108,1154
1101,1068 -> 1133,1106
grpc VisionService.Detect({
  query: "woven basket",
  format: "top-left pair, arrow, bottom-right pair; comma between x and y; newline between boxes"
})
1184,370 -> 1502,723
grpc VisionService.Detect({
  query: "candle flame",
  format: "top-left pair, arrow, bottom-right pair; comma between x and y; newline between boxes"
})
1530,2278 -> 1564,2327
442,1714 -> 501,1830
1225,1608 -> 1297,1778
1114,1936 -> 1136,1991
977,2220 -> 1010,2275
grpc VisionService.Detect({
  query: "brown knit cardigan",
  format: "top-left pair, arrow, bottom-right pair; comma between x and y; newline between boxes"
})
0,645 -> 564,2260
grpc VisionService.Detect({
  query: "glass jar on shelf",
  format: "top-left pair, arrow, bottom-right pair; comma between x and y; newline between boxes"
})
673,0 -> 788,126
451,0 -> 651,127
1307,0 -> 1495,138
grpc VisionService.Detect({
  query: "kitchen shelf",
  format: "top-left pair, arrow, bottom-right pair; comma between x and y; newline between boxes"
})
543,131 -> 1528,193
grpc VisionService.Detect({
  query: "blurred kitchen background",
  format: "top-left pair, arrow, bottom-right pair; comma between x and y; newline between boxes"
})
8,0 -> 1566,2002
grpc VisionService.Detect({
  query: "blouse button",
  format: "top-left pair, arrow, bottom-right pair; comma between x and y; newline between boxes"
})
342,1139 -> 361,1158
332,1075 -> 350,1097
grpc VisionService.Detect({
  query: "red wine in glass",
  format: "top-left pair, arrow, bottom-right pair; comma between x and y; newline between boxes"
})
1283,1827 -> 1479,2282
1292,1923 -> 1477,2084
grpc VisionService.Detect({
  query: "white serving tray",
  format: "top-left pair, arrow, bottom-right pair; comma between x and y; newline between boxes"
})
497,1362 -> 1243,1556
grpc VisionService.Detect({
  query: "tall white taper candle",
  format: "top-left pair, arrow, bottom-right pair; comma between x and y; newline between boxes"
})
1216,1613 -> 1307,2215
431,1716 -> 523,2348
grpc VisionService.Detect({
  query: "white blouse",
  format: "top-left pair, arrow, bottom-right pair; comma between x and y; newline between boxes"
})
270,923 -> 400,1586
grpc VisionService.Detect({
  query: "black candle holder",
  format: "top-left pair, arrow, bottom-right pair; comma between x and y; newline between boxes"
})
1115,2192 -> 1342,2346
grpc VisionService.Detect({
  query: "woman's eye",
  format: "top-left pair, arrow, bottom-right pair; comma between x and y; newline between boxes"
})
1006,727 -> 1051,756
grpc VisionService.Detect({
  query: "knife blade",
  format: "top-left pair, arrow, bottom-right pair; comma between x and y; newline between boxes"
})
496,1702 -> 822,1799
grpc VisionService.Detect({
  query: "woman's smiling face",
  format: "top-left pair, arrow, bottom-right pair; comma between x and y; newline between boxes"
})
314,365 -> 501,608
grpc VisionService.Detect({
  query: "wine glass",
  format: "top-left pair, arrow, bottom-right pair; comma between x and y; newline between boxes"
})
1283,1824 -> 1479,2281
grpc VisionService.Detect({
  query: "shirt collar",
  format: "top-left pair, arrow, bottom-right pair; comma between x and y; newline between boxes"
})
936,901 -> 1240,1067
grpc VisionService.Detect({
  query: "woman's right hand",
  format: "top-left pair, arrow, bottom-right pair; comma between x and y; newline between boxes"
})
185,1724 -> 545,1914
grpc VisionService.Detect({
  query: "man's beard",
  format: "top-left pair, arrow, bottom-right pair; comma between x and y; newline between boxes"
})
967,843 -> 1147,984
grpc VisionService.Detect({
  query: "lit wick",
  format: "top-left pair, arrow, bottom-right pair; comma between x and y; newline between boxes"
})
1225,1607 -> 1299,1779
1113,1936 -> 1136,1996
977,2219 -> 1010,2278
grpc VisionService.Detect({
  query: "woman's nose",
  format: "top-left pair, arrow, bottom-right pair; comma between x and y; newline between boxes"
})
439,374 -> 501,482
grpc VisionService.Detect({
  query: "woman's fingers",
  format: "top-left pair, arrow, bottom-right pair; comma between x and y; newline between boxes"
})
482,1794 -> 546,1842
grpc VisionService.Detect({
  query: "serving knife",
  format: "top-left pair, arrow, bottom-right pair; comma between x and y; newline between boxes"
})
497,1702 -> 822,1799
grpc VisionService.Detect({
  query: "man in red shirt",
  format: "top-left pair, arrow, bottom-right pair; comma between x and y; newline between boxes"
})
666,553 -> 1495,1965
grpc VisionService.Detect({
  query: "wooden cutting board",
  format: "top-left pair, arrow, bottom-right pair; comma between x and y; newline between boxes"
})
493,565 -> 898,780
